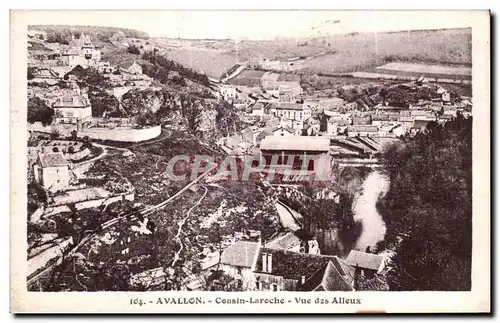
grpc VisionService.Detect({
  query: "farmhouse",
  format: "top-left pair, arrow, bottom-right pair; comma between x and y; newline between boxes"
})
253,248 -> 354,291
52,93 -> 92,125
33,152 -> 70,192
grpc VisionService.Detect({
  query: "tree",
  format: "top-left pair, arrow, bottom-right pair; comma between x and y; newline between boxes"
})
70,130 -> 78,140
27,97 -> 54,126
379,114 -> 472,291
87,86 -> 120,117
50,130 -> 59,140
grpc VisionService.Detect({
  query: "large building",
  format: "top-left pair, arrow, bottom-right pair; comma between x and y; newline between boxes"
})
33,152 -> 70,192
61,33 -> 101,68
274,103 -> 312,122
53,93 -> 92,125
259,136 -> 332,180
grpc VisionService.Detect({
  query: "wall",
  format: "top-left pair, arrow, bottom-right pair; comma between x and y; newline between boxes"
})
29,123 -> 161,143
80,125 -> 161,143
33,165 -> 69,192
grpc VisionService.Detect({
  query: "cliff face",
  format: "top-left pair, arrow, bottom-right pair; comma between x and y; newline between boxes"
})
121,89 -> 164,115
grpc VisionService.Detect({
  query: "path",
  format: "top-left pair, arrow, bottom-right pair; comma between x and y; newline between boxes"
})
27,163 -> 217,288
171,185 -> 208,267
221,64 -> 247,83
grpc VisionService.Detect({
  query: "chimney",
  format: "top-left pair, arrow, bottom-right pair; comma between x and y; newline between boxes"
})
353,265 -> 361,291
267,254 -> 272,273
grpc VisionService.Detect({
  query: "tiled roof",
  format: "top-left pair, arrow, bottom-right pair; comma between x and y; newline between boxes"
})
38,152 -> 68,168
220,241 -> 260,268
254,247 -> 354,288
345,250 -> 384,271
53,94 -> 90,108
275,103 -> 307,111
260,136 -> 330,152
347,125 -> 379,133
299,260 -> 354,291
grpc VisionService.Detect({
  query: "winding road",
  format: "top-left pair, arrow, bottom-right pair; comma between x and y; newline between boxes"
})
171,185 -> 208,267
27,164 -> 217,288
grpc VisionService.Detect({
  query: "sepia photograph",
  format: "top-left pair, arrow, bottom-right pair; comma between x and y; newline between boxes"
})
10,9 -> 490,313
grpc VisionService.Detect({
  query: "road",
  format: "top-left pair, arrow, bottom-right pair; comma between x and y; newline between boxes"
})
27,163 -> 217,288
221,64 -> 247,83
171,185 -> 208,267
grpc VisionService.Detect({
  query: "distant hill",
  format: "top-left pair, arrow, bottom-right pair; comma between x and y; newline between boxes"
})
29,25 -> 149,43
152,28 -> 471,78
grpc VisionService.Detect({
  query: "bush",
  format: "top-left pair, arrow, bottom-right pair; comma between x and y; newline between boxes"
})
28,97 -> 54,126
68,146 -> 75,154
127,45 -> 141,55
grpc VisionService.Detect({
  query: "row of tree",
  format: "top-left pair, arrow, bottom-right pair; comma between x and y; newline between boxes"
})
378,114 -> 472,290
141,51 -> 210,87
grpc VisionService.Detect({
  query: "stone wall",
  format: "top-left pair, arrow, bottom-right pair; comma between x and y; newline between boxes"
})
29,123 -> 161,143
80,125 -> 161,142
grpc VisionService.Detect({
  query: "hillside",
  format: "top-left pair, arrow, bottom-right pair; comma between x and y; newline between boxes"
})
29,25 -> 149,41
152,28 -> 471,78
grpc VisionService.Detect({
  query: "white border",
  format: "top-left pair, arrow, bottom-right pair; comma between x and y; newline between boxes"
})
8,8 -> 491,315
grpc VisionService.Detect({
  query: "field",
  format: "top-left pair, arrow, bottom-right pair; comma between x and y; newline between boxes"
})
153,28 -> 471,78
227,69 -> 266,87
160,47 -> 241,79
348,62 -> 473,82
376,62 -> 471,76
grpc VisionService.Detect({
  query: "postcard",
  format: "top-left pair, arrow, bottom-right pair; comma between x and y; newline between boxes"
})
10,9 -> 490,313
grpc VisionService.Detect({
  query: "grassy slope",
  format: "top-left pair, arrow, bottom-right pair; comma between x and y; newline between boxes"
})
29,25 -> 149,39
153,28 -> 471,78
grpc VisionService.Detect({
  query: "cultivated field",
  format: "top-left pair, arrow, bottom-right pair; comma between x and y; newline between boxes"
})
227,69 -> 266,87
153,28 -> 471,78
376,62 -> 472,76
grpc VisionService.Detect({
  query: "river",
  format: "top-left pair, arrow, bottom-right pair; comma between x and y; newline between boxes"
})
352,171 -> 390,251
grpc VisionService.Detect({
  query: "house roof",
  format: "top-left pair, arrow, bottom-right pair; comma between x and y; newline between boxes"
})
347,125 -> 379,133
272,125 -> 295,134
345,250 -> 384,271
254,248 -> 354,288
260,136 -> 330,152
53,94 -> 90,108
275,103 -> 307,111
299,260 -> 355,291
220,241 -> 260,268
38,152 -> 68,168
265,232 -> 302,250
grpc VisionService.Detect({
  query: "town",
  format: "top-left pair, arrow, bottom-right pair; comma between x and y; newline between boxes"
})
26,25 -> 473,293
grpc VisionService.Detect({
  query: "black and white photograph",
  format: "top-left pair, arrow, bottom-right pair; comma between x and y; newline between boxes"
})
10,9 -> 490,313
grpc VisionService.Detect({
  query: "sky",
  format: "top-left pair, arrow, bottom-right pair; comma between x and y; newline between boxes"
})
20,10 -> 478,40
